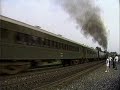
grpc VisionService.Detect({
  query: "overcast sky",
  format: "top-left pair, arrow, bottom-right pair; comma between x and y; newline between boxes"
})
1,0 -> 120,54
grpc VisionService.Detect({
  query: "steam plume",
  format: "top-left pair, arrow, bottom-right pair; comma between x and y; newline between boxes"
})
55,0 -> 107,49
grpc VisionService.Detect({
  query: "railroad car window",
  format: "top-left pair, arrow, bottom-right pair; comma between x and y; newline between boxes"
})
57,42 -> 59,49
71,46 -> 72,51
61,43 -> 64,50
54,41 -> 57,48
41,38 -> 44,46
72,46 -> 74,51
16,32 -> 24,43
74,47 -> 76,51
79,47 -> 81,52
45,39 -> 47,46
60,43 -> 62,49
87,50 -> 89,54
16,33 -> 32,45
51,40 -> 54,48
70,45 -> 72,51
46,39 -> 49,47
36,37 -> 42,46
75,47 -> 77,51
73,46 -> 75,51
71,46 -> 73,51
55,42 -> 57,48
77,47 -> 79,51
62,43 -> 64,49
32,36 -> 37,45
75,47 -> 76,51
67,45 -> 69,50
43,39 -> 49,47
65,44 -> 67,50
57,42 -> 60,49
88,50 -> 91,54
56,42 -> 59,49
69,45 -> 71,51
68,45 -> 70,51
46,39 -> 50,47
63,44 -> 66,50
70,46 -> 72,51
27,35 -> 32,45
1,28 -> 9,39
50,40 -> 52,46
43,38 -> 46,46
47,39 -> 50,47
56,42 -> 58,49
24,34 -> 30,45
59,43 -> 62,49
64,44 -> 66,50
49,40 -> 52,47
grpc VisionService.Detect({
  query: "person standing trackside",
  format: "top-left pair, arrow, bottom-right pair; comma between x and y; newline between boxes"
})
112,56 -> 115,69
115,55 -> 119,62
114,55 -> 119,70
109,56 -> 112,68
105,57 -> 110,72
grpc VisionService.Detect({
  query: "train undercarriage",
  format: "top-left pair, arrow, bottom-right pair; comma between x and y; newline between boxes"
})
0,58 -> 101,75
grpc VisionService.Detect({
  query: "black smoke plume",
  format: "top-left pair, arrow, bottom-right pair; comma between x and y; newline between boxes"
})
55,0 -> 107,49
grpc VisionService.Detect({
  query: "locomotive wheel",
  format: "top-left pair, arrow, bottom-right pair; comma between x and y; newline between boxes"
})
0,62 -> 30,74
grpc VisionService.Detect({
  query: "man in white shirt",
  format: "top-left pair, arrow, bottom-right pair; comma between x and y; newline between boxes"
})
114,55 -> 119,70
105,57 -> 110,72
109,56 -> 112,68
115,55 -> 119,62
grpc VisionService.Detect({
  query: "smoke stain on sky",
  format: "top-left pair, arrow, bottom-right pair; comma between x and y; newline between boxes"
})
55,0 -> 108,49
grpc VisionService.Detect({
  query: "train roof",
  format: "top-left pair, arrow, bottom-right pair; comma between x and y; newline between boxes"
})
0,15 -> 96,51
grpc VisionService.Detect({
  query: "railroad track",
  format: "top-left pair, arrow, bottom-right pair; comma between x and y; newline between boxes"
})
0,61 -> 105,90
34,61 -> 104,90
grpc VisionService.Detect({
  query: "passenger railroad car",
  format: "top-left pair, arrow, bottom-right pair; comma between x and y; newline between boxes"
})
0,15 -> 106,74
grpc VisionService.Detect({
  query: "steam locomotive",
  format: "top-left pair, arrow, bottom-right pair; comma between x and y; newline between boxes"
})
0,15 -> 106,74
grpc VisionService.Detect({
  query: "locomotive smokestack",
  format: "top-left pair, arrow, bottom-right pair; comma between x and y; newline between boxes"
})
55,0 -> 108,49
